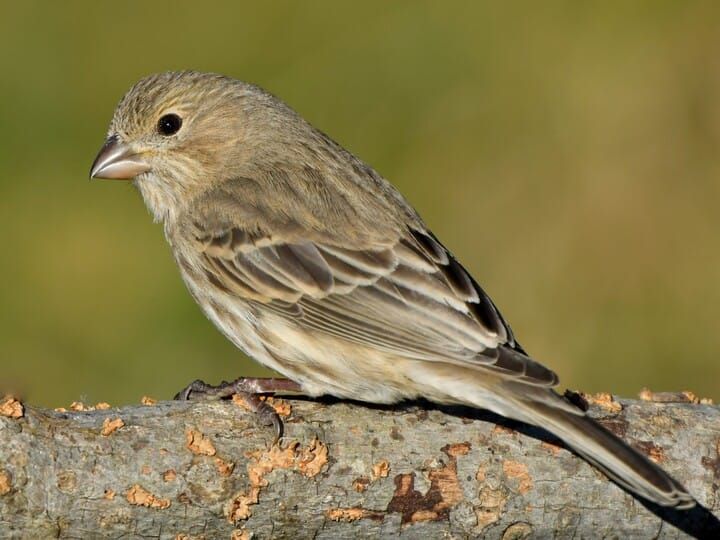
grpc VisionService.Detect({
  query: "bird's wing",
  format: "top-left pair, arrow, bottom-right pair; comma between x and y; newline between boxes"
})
182,196 -> 558,388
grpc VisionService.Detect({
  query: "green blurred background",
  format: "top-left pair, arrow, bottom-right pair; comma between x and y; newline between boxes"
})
1,2 -> 718,408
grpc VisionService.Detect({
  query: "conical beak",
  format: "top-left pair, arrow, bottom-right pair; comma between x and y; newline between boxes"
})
90,135 -> 151,180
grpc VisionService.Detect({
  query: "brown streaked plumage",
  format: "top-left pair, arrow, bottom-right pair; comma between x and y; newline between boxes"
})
90,71 -> 695,509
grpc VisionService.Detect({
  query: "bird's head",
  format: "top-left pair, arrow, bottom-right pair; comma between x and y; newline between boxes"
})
90,71 -> 290,223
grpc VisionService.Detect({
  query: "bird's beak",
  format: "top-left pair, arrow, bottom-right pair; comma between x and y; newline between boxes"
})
90,135 -> 151,180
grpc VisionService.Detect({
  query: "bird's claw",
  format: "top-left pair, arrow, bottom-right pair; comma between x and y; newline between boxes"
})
173,378 -> 286,444
173,379 -> 221,401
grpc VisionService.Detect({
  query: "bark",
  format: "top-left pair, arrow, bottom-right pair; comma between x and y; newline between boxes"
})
0,394 -> 718,539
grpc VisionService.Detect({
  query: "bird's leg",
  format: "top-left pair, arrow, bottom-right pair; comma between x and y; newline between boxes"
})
173,377 -> 302,443
233,391 -> 285,442
174,377 -> 301,400
231,377 -> 303,394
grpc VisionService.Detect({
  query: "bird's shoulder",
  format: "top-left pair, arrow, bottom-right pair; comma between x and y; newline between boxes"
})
174,157 -> 422,250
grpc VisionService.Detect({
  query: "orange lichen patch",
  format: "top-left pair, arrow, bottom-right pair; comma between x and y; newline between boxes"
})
325,507 -> 384,522
163,469 -> 177,482
231,393 -> 254,412
226,444 -> 297,523
444,442 -> 471,457
141,465 -> 152,475
540,441 -> 562,456
59,401 -> 112,413
639,388 -> 663,402
649,446 -> 665,464
259,396 -> 291,417
492,425 -> 515,436
427,463 -> 464,510
352,459 -> 390,492
387,474 -> 439,524
582,392 -> 622,414
681,391 -> 713,405
141,396 -> 157,406
298,437 -> 328,477
226,438 -> 329,523
103,488 -> 115,500
387,444 -> 468,524
476,465 -> 486,483
353,477 -> 370,492
475,486 -> 508,530
502,461 -> 533,495
101,417 -> 125,436
0,470 -> 12,495
639,389 -> 713,404
226,490 -> 257,522
634,441 -> 666,464
0,396 -> 24,418
230,529 -> 251,540
372,460 -> 391,480
126,484 -> 170,509
246,444 -> 298,488
216,457 -> 236,477
185,429 -> 217,456
415,509 -> 442,521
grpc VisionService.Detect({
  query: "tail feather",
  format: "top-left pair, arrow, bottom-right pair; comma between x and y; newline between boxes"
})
520,397 -> 696,509
413,361 -> 695,508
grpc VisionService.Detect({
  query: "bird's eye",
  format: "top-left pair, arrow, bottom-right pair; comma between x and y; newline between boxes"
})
157,114 -> 182,136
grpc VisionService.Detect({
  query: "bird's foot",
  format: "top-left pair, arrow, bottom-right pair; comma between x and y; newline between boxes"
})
173,377 -> 302,443
231,391 -> 285,442
174,376 -> 301,401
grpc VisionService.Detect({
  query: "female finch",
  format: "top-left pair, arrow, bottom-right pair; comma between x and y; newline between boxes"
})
90,71 -> 694,509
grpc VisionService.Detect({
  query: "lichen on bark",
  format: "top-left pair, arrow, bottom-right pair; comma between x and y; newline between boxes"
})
0,394 -> 718,538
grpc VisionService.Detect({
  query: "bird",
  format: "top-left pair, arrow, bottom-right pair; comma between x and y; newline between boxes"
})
90,70 -> 695,509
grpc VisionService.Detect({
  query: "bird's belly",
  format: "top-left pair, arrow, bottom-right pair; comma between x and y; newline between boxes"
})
199,296 -> 519,415
182,268 -> 488,405
193,288 -> 420,403
256,314 -> 427,403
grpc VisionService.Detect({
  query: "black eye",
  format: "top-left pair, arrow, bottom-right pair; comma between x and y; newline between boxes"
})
157,113 -> 182,136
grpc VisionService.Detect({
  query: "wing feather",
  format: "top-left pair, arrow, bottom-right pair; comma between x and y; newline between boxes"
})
190,220 -> 557,387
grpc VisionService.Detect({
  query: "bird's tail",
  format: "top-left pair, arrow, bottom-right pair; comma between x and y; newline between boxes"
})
512,391 -> 696,509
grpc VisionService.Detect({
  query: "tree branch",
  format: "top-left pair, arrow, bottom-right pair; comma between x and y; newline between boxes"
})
0,393 -> 718,538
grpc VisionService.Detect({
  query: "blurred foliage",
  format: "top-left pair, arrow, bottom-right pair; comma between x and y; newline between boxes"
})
0,2 -> 718,407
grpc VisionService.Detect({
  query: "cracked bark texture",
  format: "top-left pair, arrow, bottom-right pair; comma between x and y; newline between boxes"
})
0,396 -> 719,539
